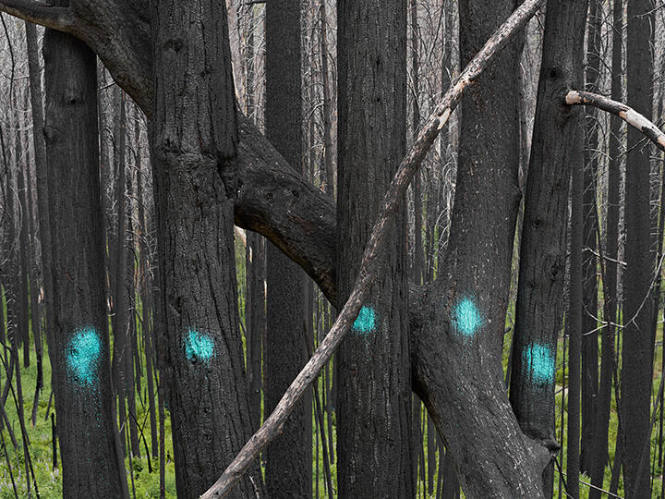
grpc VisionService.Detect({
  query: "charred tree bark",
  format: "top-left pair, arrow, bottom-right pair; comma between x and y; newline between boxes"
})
622,0 -> 655,496
205,2 -> 551,496
149,0 -> 263,495
336,0 -> 414,496
567,80 -> 585,499
42,25 -> 128,498
111,91 -> 131,457
264,0 -> 312,496
509,1 -> 587,495
589,3 -> 623,494
580,0 -> 600,473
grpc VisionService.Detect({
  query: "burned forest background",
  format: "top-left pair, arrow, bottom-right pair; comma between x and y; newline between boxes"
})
0,0 -> 665,497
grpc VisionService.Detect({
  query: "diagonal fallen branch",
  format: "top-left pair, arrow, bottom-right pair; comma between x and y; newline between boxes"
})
566,90 -> 665,152
201,0 -> 545,496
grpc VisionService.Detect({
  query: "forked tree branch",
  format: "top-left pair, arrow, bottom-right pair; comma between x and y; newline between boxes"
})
201,0 -> 546,496
566,90 -> 665,152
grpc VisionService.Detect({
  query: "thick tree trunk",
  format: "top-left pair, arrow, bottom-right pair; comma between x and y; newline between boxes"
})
336,0 -> 414,496
622,0 -> 655,496
509,0 -> 587,495
149,0 -> 262,496
413,2 -> 551,495
42,26 -> 128,498
205,3 -> 551,496
264,0 -> 312,496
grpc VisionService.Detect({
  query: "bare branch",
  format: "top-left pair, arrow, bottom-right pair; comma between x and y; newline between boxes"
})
0,0 -> 73,31
201,0 -> 546,496
566,90 -> 665,152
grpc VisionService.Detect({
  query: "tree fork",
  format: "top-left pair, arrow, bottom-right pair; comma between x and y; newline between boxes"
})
202,0 -> 547,495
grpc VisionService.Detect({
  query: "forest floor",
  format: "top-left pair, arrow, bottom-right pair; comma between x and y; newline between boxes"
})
1,316 -> 663,498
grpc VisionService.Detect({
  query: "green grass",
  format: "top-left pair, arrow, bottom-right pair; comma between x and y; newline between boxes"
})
3,322 -> 665,498
3,237 -> 665,498
0,334 -> 341,498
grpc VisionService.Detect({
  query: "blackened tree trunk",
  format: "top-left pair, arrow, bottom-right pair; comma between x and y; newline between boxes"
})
336,0 -> 413,496
242,5 -> 264,433
111,91 -> 131,456
589,5 -> 623,495
21,99 -> 44,425
15,114 -> 30,369
149,0 -> 263,495
580,0 -> 601,473
245,231 -> 264,432
622,0 -> 655,496
42,26 -> 129,498
509,0 -> 587,495
137,144 -> 158,457
264,0 -> 312,497
567,88 -> 585,499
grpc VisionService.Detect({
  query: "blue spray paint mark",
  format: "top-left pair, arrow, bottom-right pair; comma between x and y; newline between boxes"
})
522,343 -> 555,386
352,305 -> 376,335
66,327 -> 102,387
184,329 -> 215,364
452,297 -> 483,338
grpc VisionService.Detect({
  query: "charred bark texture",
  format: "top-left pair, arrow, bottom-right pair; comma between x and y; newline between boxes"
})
509,1 -> 587,494
264,0 -> 312,496
150,0 -> 261,495
589,1 -> 623,493
43,26 -> 127,498
336,0 -> 413,496
622,0 -> 655,496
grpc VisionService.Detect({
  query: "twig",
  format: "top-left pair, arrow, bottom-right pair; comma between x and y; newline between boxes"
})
201,0 -> 546,496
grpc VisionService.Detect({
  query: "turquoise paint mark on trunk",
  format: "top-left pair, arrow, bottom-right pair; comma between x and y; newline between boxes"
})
453,297 -> 483,338
523,343 -> 555,386
352,305 -> 376,335
184,329 -> 215,364
66,327 -> 101,387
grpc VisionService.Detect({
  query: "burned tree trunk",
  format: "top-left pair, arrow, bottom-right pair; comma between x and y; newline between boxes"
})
509,0 -> 587,494
43,25 -> 128,498
264,0 -> 312,496
149,0 -> 263,495
622,0 -> 655,496
336,0 -> 414,496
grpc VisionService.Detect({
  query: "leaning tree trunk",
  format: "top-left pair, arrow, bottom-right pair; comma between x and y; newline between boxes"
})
264,0 -> 312,496
149,0 -> 263,496
622,0 -> 655,496
336,0 -> 414,496
42,25 -> 128,498
412,1 -> 554,497
509,0 -> 588,495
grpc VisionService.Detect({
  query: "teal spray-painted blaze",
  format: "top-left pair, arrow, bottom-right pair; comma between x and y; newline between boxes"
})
453,297 -> 483,337
184,329 -> 215,364
522,343 -> 555,386
66,327 -> 102,387
352,305 -> 376,335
